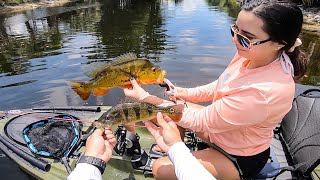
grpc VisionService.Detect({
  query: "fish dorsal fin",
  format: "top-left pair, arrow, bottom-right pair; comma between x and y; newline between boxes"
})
82,62 -> 111,78
111,53 -> 138,65
81,53 -> 138,78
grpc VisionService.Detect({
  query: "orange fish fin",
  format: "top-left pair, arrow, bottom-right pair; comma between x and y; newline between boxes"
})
66,81 -> 91,100
93,88 -> 110,96
121,84 -> 133,89
124,124 -> 135,132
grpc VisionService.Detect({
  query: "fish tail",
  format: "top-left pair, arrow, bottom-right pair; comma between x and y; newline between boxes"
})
67,81 -> 91,100
166,104 -> 184,122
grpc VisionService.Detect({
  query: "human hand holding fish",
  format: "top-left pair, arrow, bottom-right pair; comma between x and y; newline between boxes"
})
122,76 -> 151,101
123,77 -> 179,107
85,128 -> 117,162
145,112 -> 182,153
160,78 -> 188,103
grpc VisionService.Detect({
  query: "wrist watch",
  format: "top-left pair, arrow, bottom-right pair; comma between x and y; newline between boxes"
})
76,155 -> 106,174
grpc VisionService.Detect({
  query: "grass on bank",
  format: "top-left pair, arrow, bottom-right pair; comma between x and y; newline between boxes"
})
0,0 -> 40,6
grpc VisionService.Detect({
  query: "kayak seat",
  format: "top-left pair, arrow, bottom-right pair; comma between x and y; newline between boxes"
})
255,89 -> 320,180
254,135 -> 297,180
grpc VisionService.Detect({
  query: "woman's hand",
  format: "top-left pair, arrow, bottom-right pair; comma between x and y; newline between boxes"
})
170,86 -> 188,100
145,112 -> 182,153
123,77 -> 150,101
162,79 -> 188,101
85,128 -> 117,163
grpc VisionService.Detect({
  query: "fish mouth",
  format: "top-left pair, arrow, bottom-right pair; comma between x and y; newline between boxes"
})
93,121 -> 111,129
156,70 -> 167,84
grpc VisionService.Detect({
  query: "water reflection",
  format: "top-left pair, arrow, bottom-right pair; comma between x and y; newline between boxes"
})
100,0 -> 171,60
206,0 -> 241,18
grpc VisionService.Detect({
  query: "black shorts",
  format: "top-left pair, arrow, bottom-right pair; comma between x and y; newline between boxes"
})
230,148 -> 270,179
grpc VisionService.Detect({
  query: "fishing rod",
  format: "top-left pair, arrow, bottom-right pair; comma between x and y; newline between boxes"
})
0,111 -> 147,128
0,111 -> 94,124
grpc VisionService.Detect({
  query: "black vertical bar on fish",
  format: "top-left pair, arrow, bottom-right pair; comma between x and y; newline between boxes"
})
147,105 -> 153,117
133,106 -> 141,120
130,61 -> 135,78
122,104 -> 129,123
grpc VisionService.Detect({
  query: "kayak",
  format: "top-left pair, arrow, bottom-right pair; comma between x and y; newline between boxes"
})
0,84 -> 319,180
0,106 -> 155,180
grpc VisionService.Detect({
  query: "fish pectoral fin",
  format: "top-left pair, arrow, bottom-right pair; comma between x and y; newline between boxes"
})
124,124 -> 135,132
93,88 -> 110,96
121,84 -> 133,89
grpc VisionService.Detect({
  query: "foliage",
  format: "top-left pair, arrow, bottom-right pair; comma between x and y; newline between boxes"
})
1,0 -> 40,6
301,0 -> 320,6
206,0 -> 241,18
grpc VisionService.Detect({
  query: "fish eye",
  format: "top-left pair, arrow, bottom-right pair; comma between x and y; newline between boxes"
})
169,108 -> 174,113
106,115 -> 111,120
151,67 -> 156,72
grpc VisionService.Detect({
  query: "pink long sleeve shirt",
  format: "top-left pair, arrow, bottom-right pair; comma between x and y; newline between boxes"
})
178,53 -> 295,156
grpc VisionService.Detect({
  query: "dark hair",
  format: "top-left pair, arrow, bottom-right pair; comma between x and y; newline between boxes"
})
242,0 -> 308,79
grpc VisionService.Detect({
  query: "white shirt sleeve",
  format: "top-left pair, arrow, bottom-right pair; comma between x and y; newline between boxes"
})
168,142 -> 216,180
67,163 -> 103,180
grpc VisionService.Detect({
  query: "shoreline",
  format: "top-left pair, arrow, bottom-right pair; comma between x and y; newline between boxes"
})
0,0 -> 81,15
301,7 -> 320,35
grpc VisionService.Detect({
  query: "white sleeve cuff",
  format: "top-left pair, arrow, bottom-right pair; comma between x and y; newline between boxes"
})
168,142 -> 216,180
67,163 -> 103,180
168,142 -> 190,163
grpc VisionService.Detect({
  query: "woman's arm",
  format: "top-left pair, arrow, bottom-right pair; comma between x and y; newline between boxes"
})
183,80 -> 218,102
123,77 -> 217,106
178,88 -> 269,133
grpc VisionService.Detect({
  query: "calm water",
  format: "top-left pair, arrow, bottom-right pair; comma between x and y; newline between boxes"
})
0,0 -> 319,179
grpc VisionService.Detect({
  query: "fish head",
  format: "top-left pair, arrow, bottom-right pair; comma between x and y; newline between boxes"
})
95,109 -> 121,128
137,62 -> 167,84
163,104 -> 184,122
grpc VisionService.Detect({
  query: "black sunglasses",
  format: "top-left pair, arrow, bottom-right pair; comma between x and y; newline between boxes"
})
230,24 -> 271,49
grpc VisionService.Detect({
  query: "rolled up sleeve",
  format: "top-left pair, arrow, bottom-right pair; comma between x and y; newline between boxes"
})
178,88 -> 269,133
186,80 -> 217,102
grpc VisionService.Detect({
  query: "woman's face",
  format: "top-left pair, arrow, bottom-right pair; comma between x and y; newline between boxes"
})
233,10 -> 280,62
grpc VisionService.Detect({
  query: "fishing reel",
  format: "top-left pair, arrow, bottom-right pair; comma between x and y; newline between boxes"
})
114,126 -> 148,169
184,130 -> 212,151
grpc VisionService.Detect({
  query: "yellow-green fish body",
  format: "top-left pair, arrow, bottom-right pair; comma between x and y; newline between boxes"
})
67,53 -> 167,100
93,102 -> 184,129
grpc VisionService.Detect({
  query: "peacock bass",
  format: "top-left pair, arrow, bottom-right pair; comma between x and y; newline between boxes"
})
67,53 -> 167,100
93,101 -> 184,129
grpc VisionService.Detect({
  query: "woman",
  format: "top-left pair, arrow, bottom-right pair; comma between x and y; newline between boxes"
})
124,0 -> 308,179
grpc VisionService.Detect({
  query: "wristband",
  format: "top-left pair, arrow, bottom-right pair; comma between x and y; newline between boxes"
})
76,155 -> 106,174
